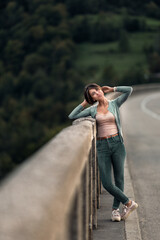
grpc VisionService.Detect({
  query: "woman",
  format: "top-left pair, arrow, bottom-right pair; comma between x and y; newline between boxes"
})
68,83 -> 138,221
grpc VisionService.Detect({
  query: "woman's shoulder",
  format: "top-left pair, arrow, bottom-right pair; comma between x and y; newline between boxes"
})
89,104 -> 97,111
108,99 -> 118,109
108,99 -> 116,104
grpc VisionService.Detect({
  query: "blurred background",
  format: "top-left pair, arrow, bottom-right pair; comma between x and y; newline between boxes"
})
0,0 -> 160,181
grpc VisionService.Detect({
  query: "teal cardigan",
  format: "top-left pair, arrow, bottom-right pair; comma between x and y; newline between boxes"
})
68,86 -> 133,142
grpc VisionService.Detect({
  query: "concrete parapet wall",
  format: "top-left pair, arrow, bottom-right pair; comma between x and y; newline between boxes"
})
132,83 -> 160,94
0,120 -> 97,240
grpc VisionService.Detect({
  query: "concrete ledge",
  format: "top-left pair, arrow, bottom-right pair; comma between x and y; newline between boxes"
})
124,160 -> 142,240
0,121 -> 94,240
132,83 -> 160,94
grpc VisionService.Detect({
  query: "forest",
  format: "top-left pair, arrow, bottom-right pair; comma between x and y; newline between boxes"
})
0,0 -> 160,180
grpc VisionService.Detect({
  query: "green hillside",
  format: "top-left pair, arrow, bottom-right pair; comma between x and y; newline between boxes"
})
75,31 -> 158,79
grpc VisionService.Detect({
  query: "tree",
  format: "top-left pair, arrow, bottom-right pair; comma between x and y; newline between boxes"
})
100,65 -> 119,86
118,29 -> 131,53
0,152 -> 15,180
23,54 -> 48,74
4,40 -> 24,74
145,1 -> 160,19
148,52 -> 160,73
154,29 -> 160,54
121,63 -> 147,85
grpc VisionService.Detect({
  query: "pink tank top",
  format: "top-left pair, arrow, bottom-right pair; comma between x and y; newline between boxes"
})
96,111 -> 118,137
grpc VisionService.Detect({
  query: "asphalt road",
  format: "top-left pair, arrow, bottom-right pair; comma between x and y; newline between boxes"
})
121,90 -> 160,240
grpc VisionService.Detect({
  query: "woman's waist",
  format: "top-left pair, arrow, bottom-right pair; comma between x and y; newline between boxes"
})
97,132 -> 119,140
97,125 -> 118,137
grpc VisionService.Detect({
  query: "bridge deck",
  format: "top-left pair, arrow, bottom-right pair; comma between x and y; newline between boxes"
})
93,186 -> 125,240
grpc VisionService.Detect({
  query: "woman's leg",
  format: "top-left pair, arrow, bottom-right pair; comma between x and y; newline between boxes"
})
111,141 -> 126,209
96,139 -> 129,208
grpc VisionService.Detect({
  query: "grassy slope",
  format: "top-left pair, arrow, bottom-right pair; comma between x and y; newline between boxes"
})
75,15 -> 160,81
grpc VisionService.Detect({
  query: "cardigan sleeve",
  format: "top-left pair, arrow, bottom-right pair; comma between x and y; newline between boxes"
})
114,86 -> 133,107
68,104 -> 91,120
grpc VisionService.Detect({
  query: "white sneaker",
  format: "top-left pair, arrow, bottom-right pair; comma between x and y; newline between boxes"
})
121,200 -> 138,220
111,209 -> 121,222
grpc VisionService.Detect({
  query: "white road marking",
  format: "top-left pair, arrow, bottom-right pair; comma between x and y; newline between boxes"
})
141,93 -> 160,120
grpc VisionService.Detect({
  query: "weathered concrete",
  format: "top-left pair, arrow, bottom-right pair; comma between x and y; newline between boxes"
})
93,186 -> 125,240
132,83 -> 160,95
0,121 -> 96,240
121,90 -> 160,240
124,159 -> 142,240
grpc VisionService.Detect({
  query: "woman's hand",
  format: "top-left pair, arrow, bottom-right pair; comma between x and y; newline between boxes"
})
101,86 -> 114,93
81,99 -> 88,108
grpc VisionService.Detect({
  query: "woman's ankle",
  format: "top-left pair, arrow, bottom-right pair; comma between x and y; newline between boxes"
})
125,200 -> 132,207
112,208 -> 119,211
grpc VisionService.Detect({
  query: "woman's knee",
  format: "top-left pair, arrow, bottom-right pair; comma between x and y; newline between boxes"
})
102,181 -> 114,193
115,175 -> 124,188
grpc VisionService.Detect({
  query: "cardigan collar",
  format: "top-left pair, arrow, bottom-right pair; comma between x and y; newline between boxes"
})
92,100 -> 112,118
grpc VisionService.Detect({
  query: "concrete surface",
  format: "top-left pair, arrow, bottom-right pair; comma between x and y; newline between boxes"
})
93,158 -> 142,240
121,89 -> 160,240
93,186 -> 125,240
0,121 -> 94,240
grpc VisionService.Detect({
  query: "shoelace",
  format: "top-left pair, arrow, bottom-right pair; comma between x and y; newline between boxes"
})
123,201 -> 133,212
122,205 -> 128,214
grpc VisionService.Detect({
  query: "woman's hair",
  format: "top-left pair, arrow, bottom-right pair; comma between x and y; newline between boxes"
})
84,83 -> 101,105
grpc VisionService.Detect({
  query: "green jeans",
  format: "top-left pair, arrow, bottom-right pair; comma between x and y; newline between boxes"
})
96,134 -> 129,209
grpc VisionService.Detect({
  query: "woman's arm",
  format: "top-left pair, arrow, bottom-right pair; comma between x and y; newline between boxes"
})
114,86 -> 133,107
101,86 -> 114,93
68,100 -> 91,120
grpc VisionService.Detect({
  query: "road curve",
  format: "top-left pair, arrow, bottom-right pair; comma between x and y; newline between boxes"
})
121,90 -> 160,240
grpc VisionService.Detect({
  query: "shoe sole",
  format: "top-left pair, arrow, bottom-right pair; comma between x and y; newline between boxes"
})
111,217 -> 121,222
121,203 -> 138,220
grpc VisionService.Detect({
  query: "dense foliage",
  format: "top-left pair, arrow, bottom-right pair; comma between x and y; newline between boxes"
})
0,0 -> 160,180
56,0 -> 160,17
0,0 -> 84,179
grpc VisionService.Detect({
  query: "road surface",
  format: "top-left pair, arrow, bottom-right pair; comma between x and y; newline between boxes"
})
121,90 -> 160,240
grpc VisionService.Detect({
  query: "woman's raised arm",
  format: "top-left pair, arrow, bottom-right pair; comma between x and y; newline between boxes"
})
68,100 -> 91,120
114,86 -> 133,107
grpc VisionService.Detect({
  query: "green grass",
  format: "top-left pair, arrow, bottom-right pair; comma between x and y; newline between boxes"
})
74,12 -> 160,81
75,30 -> 159,80
81,13 -> 160,29
145,17 -> 160,29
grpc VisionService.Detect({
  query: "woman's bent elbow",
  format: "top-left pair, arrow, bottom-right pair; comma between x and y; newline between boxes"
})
68,114 -> 74,120
130,86 -> 133,94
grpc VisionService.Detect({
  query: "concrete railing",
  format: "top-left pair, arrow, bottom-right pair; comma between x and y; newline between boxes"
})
132,83 -> 160,94
0,118 -> 101,240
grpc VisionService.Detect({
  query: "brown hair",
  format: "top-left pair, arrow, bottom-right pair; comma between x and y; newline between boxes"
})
84,83 -> 101,105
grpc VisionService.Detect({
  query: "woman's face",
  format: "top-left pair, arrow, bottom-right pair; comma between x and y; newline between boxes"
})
89,87 -> 104,102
